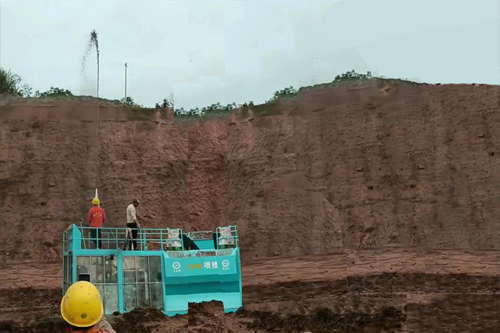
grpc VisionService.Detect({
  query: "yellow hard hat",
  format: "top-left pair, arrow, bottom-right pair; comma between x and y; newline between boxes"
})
92,197 -> 100,205
60,281 -> 103,327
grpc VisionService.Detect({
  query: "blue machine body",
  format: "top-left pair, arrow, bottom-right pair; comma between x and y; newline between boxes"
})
62,224 -> 242,316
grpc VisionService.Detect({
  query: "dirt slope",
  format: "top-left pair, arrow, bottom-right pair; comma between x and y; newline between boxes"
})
0,80 -> 499,263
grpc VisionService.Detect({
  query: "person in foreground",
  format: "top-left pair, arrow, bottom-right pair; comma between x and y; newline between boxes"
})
61,281 -> 116,333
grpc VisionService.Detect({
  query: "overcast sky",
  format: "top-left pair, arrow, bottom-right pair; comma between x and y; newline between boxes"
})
1,0 -> 498,109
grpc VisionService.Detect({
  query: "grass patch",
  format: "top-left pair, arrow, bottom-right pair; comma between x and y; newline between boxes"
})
203,109 -> 233,119
297,76 -> 422,94
173,113 -> 202,123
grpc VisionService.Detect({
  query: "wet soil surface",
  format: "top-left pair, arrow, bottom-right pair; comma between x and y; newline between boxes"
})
408,293 -> 500,333
346,272 -> 499,294
0,250 -> 498,332
235,307 -> 406,333
0,288 -> 60,325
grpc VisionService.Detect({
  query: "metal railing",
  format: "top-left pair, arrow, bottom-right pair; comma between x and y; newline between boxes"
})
216,225 -> 239,249
62,224 -> 239,253
63,226 -> 184,251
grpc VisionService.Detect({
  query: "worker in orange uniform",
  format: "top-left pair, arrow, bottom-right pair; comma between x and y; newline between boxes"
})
88,197 -> 106,249
61,281 -> 116,333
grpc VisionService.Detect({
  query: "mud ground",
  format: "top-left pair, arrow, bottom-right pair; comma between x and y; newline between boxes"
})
0,249 -> 498,332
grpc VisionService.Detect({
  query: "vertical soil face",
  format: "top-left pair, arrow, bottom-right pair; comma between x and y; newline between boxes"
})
0,81 -> 499,263
228,81 -> 500,261
187,121 -> 229,230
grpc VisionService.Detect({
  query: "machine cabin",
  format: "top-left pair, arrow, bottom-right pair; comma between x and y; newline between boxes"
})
62,224 -> 242,316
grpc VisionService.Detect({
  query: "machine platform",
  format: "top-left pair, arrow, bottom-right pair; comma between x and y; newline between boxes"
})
62,224 -> 242,316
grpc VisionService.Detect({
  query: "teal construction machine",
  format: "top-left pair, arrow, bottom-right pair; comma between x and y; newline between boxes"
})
62,224 -> 242,316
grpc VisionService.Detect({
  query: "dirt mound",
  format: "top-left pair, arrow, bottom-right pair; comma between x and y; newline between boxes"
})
188,301 -> 227,332
0,302 -> 407,333
110,307 -> 186,333
0,308 -> 187,333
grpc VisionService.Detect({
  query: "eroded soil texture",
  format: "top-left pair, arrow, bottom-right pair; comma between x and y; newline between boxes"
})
1,81 -> 499,263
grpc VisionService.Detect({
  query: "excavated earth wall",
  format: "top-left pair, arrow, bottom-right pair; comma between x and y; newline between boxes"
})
0,81 -> 499,264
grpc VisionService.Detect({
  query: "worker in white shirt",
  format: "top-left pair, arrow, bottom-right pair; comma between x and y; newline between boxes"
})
126,199 -> 143,250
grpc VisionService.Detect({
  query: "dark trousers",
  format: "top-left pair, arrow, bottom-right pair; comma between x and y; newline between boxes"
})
90,228 -> 102,249
127,223 -> 138,250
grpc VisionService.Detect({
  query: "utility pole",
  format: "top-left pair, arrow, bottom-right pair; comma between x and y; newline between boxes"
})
124,63 -> 128,99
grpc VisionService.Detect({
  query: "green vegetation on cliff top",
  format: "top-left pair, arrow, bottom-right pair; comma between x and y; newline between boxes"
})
0,68 -> 421,121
